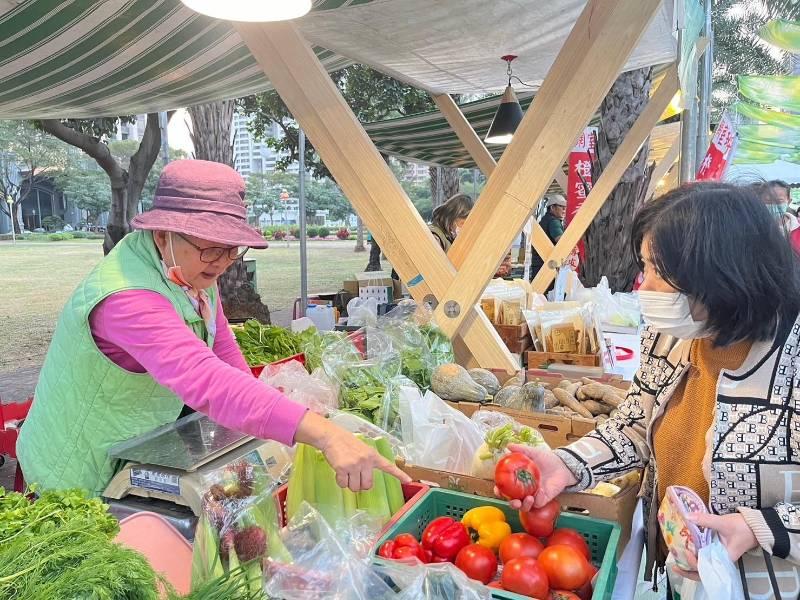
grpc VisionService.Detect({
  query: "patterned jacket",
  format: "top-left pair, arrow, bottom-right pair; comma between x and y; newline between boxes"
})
555,320 -> 800,599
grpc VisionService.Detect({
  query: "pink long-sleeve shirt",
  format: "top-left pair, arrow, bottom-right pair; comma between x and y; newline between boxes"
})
89,290 -> 307,446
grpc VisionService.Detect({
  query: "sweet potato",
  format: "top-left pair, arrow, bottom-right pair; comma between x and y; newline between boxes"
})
553,388 -> 593,418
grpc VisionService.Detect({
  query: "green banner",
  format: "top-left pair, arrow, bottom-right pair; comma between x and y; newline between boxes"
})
738,124 -> 800,148
732,101 -> 800,129
759,19 -> 800,53
738,75 -> 800,112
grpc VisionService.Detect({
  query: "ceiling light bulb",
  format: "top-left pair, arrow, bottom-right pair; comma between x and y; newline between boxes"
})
180,0 -> 311,22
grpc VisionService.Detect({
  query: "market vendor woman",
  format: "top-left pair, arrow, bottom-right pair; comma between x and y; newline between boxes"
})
17,160 -> 409,497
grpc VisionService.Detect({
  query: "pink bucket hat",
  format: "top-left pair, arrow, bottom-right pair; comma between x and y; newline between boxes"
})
131,159 -> 268,249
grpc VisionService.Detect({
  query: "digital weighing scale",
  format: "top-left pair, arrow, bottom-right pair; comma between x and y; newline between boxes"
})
103,413 -> 291,539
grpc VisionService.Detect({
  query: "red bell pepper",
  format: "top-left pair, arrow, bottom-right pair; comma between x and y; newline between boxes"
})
377,533 -> 430,563
421,516 -> 471,562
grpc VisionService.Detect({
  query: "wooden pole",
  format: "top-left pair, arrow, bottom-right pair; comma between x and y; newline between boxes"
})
530,64 -> 680,293
434,0 -> 665,336
236,21 -> 518,371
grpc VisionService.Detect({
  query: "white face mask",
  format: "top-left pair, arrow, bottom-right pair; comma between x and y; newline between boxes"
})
638,291 -> 709,339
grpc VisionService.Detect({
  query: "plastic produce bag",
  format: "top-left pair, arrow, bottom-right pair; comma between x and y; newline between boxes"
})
373,561 -> 492,600
191,460 -> 289,592
322,328 -> 403,428
263,503 -> 397,600
397,387 -> 483,475
347,297 -> 379,327
666,538 -> 745,600
377,303 -> 437,390
261,360 -> 338,415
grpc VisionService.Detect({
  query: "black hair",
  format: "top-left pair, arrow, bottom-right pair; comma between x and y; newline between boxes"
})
632,182 -> 800,346
769,180 -> 792,195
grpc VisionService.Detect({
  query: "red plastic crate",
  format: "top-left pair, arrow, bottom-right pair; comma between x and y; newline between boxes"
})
273,480 -> 429,538
0,397 -> 32,459
250,353 -> 306,378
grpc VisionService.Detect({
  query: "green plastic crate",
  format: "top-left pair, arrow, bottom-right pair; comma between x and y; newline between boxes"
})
372,488 -> 620,600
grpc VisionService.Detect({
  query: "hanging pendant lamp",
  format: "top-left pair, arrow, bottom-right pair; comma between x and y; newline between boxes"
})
180,0 -> 311,22
485,55 -> 524,145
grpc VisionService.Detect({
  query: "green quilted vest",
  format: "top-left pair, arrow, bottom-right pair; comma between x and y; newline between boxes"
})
17,230 -> 217,496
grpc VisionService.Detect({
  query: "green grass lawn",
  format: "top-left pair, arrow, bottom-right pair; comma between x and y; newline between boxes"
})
0,239 -> 380,371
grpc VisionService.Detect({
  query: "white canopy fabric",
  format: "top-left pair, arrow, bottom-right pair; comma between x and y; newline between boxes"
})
0,0 -> 678,119
298,0 -> 678,95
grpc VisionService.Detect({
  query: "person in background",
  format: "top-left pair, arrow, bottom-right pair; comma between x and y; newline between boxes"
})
428,193 -> 473,251
529,194 -> 567,284
18,160 -> 409,496
505,182 -> 800,599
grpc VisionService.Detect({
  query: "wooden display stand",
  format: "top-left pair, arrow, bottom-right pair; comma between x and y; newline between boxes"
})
526,350 -> 602,368
236,0 -> 676,372
494,323 -> 533,354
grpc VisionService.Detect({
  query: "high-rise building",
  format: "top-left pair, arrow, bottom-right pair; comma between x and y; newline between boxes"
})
232,112 -> 299,178
115,115 -> 147,142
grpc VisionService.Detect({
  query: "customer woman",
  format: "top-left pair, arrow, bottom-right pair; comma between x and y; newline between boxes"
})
505,182 -> 800,599
17,160 -> 409,496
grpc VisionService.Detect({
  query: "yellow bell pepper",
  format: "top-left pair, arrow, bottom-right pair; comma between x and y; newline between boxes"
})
461,506 -> 511,551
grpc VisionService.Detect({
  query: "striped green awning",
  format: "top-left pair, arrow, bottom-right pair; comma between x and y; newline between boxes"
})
364,90 -> 680,171
0,0 -> 677,120
0,0 -> 355,119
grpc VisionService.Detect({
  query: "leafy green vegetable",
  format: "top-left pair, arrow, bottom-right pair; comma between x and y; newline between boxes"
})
420,324 -> 455,365
233,320 -> 329,368
0,486 -> 118,541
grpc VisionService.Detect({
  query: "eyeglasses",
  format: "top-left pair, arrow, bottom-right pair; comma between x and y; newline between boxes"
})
177,234 -> 249,263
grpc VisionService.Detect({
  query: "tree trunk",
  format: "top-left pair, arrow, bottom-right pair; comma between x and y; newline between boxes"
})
354,216 -> 365,252
429,166 -> 461,209
188,100 -> 272,323
582,67 -> 654,291
366,239 -> 382,271
188,100 -> 235,165
125,113 -> 164,222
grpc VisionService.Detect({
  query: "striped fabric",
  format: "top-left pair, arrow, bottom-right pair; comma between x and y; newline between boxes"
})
0,0 -> 355,119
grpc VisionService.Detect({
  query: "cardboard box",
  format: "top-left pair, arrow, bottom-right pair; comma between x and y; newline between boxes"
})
359,285 -> 393,304
398,461 -> 639,554
445,401 -> 597,447
527,350 -> 602,368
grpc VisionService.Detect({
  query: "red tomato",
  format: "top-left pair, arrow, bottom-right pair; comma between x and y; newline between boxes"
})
549,592 -> 582,600
498,533 -> 544,564
455,544 -> 498,585
393,533 -> 420,549
494,452 -> 541,501
500,557 -> 549,599
393,545 -> 422,560
547,528 -> 591,561
519,499 -> 560,538
377,541 -> 395,559
538,545 -> 593,591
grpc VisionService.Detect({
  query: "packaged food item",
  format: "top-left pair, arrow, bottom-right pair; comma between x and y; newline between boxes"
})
526,301 -> 601,355
657,485 -> 711,570
481,298 -> 496,323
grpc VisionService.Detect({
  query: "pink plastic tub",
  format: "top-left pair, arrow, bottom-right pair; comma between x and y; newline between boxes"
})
115,511 -> 193,595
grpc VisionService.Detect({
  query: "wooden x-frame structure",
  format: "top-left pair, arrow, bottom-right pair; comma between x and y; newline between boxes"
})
236,0 -> 679,373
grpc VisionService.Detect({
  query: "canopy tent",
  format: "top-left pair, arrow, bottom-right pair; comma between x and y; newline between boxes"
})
363,96 -> 680,169
0,0 -> 677,119
0,0 -> 688,370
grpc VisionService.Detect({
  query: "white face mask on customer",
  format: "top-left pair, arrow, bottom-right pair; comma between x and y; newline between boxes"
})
638,291 -> 709,339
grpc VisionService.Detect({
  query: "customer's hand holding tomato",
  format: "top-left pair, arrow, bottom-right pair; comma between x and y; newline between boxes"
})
494,444 -> 577,510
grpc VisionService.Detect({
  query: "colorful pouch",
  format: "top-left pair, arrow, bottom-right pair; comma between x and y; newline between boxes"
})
657,485 -> 712,570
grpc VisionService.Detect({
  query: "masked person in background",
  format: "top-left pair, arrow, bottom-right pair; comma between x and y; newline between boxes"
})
501,183 -> 800,599
18,160 -> 409,497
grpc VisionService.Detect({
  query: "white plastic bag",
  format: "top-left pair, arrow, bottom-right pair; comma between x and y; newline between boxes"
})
347,297 -> 379,327
398,387 -> 483,475
667,537 -> 745,600
261,360 -> 339,415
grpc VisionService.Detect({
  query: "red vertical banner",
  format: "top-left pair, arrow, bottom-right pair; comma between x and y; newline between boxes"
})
696,112 -> 737,181
566,127 -> 598,268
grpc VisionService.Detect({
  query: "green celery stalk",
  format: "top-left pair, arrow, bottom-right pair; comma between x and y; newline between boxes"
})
285,442 -> 306,522
355,437 -> 391,524
375,437 -> 404,514
313,448 -> 345,526
342,487 -> 358,518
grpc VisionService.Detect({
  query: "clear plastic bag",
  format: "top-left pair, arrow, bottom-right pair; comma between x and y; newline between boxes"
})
377,302 -> 438,390
322,328 -> 403,428
347,297 -> 379,327
191,460 -> 289,592
397,387 -> 483,475
666,538 -> 746,600
261,359 -> 339,415
264,503 -> 491,600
